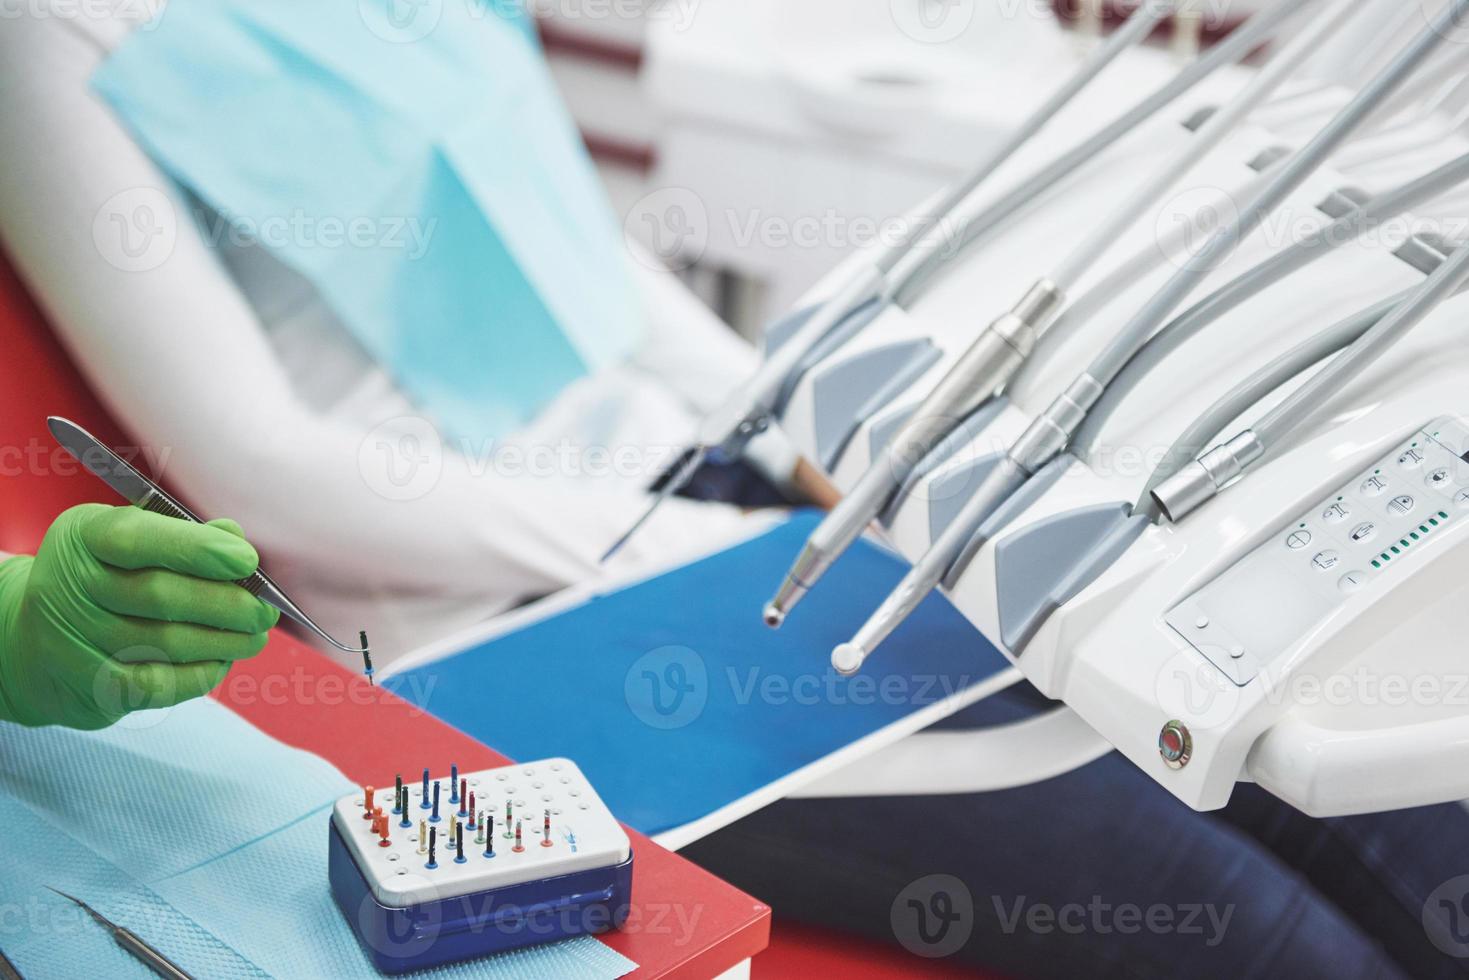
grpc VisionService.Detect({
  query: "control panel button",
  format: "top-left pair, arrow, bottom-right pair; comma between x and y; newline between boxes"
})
1322,502 -> 1351,523
1388,495 -> 1416,517
1312,550 -> 1341,571
1286,530 -> 1313,550
1398,448 -> 1426,469
1339,571 -> 1367,594
1457,488 -> 1469,509
1348,522 -> 1377,544
1361,475 -> 1389,497
1427,468 -> 1453,490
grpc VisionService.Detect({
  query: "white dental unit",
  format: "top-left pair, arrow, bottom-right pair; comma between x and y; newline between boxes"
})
748,1 -> 1469,818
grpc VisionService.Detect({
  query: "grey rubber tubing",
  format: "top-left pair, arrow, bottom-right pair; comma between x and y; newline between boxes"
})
1080,0 -> 1469,394
1251,224 -> 1469,449
1134,293 -> 1406,517
870,0 -> 1179,277
887,0 -> 1310,309
1069,149 -> 1469,458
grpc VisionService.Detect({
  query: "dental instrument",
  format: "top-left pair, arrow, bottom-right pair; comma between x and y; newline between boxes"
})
1069,150 -> 1469,460
1152,228 -> 1469,522
47,887 -> 194,980
830,0 -> 1469,676
1139,292 -> 1412,516
603,0 -> 1237,561
764,0 -> 1348,628
46,416 -> 373,673
883,0 -> 1310,310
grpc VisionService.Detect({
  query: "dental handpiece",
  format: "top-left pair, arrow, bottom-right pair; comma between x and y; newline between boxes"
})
600,0 -> 1181,563
830,0 -> 1468,674
767,0 -> 1339,627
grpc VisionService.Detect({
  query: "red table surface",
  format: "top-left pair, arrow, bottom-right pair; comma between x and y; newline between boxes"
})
0,250 -> 768,980
211,637 -> 771,980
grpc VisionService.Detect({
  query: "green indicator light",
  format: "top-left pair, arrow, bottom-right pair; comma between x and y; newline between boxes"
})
1421,525 -> 1430,534
1411,532 -> 1421,541
1392,546 -> 1402,555
1441,511 -> 1450,520
1432,518 -> 1441,527
1372,560 -> 1382,569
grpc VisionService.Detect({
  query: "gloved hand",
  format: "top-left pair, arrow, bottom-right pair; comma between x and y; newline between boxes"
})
0,504 -> 279,730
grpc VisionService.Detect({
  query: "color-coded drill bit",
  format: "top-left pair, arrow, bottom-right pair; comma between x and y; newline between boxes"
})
475,811 -> 485,845
421,769 -> 430,809
360,631 -> 374,686
431,782 -> 441,822
393,775 -> 403,814
542,810 -> 553,848
467,792 -> 476,828
399,787 -> 411,828
418,819 -> 427,854
450,765 -> 459,802
362,787 -> 375,820
458,779 -> 468,818
455,826 -> 467,864
427,827 -> 438,869
513,820 -> 524,853
483,819 -> 495,859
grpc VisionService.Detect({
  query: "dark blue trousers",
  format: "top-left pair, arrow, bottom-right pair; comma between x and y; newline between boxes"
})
682,688 -> 1469,979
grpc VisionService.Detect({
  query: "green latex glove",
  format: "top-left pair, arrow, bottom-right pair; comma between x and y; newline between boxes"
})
0,504 -> 279,730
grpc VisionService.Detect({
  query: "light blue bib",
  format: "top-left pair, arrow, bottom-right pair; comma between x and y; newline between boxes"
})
93,0 -> 645,440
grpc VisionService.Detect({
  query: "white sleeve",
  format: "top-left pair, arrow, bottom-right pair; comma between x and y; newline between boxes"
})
624,246 -> 802,490
0,11 -> 752,652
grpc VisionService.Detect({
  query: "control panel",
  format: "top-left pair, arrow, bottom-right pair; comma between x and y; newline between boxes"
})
1166,418 -> 1469,685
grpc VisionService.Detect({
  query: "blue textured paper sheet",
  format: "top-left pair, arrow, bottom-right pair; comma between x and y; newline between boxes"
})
0,700 -> 635,979
391,513 -> 1010,834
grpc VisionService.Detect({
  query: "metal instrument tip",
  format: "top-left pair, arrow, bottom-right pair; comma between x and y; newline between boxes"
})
762,603 -> 786,629
601,445 -> 708,564
832,642 -> 866,676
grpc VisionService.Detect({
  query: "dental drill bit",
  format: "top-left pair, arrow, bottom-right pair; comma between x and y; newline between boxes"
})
360,631 -> 374,686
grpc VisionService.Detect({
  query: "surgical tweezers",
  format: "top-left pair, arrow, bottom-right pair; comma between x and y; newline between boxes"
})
47,417 -> 372,671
